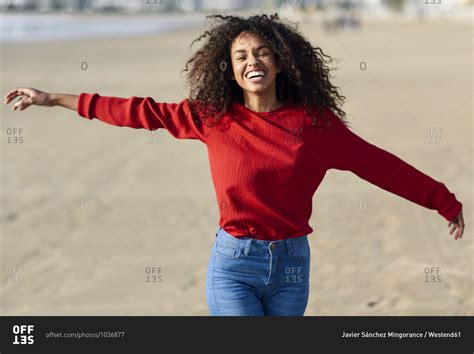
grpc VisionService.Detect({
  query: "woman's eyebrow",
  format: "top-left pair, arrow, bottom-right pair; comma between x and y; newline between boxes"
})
233,45 -> 270,56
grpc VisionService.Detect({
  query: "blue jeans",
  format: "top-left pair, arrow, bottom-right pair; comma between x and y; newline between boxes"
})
206,227 -> 311,316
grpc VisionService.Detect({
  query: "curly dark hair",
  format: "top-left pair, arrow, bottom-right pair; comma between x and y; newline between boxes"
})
181,13 -> 349,130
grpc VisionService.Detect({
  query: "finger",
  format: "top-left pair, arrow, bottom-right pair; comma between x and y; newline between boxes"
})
17,96 -> 33,111
5,88 -> 32,104
448,221 -> 452,228
7,88 -> 32,100
12,98 -> 19,110
5,94 -> 26,105
4,88 -> 30,100
4,88 -> 19,100
15,88 -> 32,96
12,98 -> 25,111
4,91 -> 21,105
449,224 -> 456,235
449,224 -> 456,234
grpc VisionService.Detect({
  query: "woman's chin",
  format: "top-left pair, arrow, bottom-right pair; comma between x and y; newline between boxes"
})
242,85 -> 271,94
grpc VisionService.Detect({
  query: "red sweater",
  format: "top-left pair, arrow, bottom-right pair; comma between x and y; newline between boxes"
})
77,93 -> 463,241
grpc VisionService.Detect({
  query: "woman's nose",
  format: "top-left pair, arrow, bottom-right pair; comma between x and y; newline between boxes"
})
248,54 -> 260,66
248,61 -> 260,69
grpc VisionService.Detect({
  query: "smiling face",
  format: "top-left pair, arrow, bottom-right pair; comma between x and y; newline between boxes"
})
230,31 -> 281,97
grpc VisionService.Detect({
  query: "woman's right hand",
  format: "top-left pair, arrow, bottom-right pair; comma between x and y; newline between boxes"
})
4,87 -> 52,111
448,208 -> 465,240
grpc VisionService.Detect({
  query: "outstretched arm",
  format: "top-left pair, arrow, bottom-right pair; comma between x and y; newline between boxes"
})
4,88 -> 207,142
313,109 -> 465,240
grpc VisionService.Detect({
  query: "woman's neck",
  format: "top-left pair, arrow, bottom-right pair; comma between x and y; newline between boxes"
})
243,92 -> 281,113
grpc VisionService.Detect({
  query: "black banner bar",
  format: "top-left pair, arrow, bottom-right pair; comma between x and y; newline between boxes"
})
0,316 -> 472,353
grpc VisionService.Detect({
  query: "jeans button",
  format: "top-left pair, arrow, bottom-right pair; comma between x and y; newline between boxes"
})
270,243 -> 277,250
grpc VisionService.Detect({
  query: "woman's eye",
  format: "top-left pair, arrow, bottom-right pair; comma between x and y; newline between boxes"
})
237,57 -> 245,61
259,52 -> 267,56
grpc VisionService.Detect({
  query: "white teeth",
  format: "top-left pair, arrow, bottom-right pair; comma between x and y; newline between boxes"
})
246,70 -> 266,79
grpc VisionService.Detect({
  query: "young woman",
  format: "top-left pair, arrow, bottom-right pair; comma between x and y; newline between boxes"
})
4,14 -> 465,316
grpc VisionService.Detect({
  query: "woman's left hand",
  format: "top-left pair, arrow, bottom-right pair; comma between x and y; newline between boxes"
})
448,209 -> 465,240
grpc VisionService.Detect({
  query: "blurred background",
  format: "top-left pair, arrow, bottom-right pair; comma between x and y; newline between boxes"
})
1,0 -> 472,316
1,0 -> 473,43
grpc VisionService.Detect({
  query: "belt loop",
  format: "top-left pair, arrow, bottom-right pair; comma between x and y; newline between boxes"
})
286,239 -> 294,256
243,238 -> 252,256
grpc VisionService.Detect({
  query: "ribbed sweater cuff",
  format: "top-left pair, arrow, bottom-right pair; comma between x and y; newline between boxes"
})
77,93 -> 99,120
438,195 -> 462,221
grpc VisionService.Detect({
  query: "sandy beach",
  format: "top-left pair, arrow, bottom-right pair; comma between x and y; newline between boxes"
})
1,13 -> 472,315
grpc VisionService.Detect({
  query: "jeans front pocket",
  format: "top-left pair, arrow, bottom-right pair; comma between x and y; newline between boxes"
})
292,238 -> 311,260
215,242 -> 243,259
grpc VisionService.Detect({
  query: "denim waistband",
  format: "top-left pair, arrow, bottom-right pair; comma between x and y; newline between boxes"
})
215,227 -> 309,257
